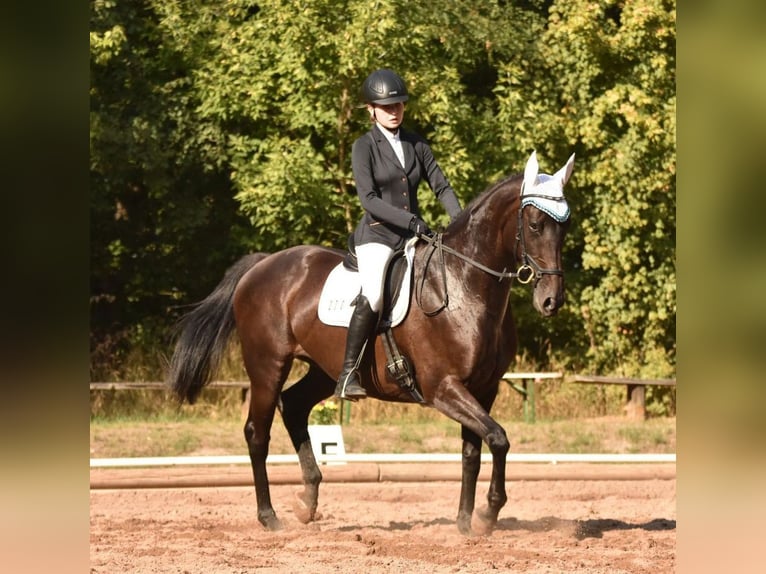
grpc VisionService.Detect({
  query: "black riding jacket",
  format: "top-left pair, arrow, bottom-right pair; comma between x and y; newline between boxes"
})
351,124 -> 461,249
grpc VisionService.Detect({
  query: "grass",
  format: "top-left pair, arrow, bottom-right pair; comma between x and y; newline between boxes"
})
90,365 -> 676,459
90,412 -> 675,459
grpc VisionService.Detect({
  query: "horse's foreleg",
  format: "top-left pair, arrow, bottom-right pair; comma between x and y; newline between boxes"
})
471,424 -> 509,535
457,427 -> 482,535
432,380 -> 509,535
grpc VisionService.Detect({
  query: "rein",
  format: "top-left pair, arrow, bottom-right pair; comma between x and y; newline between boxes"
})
415,190 -> 567,316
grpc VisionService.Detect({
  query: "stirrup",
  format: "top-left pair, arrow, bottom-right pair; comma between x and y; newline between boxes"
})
335,338 -> 369,401
335,372 -> 367,401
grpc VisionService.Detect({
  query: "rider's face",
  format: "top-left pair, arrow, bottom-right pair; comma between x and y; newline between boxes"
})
369,102 -> 405,131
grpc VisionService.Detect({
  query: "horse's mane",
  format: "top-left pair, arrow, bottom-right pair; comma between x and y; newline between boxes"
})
448,172 -> 523,232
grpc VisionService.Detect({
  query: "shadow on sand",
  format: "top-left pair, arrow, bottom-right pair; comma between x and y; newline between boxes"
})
497,515 -> 676,539
337,515 -> 675,539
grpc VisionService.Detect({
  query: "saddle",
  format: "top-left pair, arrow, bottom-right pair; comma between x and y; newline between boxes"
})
318,235 -> 417,329
317,235 -> 425,403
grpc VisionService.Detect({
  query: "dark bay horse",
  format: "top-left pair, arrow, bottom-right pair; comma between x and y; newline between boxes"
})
168,151 -> 574,535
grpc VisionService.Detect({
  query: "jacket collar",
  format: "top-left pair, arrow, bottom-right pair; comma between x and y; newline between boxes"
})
372,124 -> 416,172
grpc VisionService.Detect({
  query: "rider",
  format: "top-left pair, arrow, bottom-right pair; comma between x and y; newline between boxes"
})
335,68 -> 463,401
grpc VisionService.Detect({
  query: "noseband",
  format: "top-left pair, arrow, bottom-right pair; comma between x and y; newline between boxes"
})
415,190 -> 567,315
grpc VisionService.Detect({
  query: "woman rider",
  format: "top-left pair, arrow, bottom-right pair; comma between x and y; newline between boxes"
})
335,69 -> 463,400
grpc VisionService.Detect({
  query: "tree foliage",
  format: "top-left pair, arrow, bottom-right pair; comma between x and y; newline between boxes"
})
544,0 -> 676,377
90,0 -> 676,381
90,0 -> 255,351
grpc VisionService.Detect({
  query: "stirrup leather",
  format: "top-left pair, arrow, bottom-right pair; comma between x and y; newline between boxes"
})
381,329 -> 425,403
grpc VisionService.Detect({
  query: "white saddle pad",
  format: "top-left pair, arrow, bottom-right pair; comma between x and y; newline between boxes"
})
318,239 -> 416,328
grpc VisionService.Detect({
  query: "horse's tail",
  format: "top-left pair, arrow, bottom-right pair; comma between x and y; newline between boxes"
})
167,253 -> 269,404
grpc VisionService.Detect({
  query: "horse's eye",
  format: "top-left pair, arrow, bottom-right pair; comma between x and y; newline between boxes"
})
529,220 -> 542,233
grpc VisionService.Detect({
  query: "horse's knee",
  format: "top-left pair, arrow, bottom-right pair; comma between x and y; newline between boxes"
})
487,428 -> 509,456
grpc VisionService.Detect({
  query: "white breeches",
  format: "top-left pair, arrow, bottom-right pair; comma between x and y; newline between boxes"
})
355,242 -> 395,313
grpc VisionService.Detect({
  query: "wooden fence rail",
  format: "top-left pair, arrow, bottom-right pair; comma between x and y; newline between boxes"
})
569,375 -> 676,421
501,372 -> 562,423
89,381 -> 249,390
91,374 -> 676,423
90,381 -> 251,417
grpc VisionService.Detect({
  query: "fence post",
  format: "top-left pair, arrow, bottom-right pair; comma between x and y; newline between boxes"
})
502,372 -> 562,424
625,384 -> 646,420
523,379 -> 536,423
341,400 -> 351,425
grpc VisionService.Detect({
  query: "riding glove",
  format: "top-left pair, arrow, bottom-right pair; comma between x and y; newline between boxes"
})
408,216 -> 432,237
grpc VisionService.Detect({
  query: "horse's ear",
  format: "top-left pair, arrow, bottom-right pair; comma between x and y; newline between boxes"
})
555,153 -> 575,186
523,151 -> 539,191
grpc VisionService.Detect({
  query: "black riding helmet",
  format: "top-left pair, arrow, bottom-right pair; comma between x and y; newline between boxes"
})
362,69 -> 409,105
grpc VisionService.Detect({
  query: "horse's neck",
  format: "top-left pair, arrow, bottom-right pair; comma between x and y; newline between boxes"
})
439,181 -> 521,310
454,181 -> 520,271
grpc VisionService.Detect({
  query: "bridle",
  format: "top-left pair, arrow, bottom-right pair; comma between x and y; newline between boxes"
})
515,188 -> 568,283
415,186 -> 567,315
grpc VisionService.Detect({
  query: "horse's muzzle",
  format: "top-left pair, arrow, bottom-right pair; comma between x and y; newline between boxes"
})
541,295 -> 561,316
534,283 -> 565,317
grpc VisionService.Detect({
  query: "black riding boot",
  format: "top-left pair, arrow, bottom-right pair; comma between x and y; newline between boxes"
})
335,295 -> 377,401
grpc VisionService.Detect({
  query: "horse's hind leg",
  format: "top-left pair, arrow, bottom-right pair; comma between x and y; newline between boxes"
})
243,358 -> 293,531
279,364 -> 335,524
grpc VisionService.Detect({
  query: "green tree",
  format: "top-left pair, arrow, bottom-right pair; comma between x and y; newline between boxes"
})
90,0 -> 255,367
513,0 -> 676,377
89,0 -> 676,388
155,0 -> 542,250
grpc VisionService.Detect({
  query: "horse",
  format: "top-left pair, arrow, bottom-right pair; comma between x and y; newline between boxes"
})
167,150 -> 574,535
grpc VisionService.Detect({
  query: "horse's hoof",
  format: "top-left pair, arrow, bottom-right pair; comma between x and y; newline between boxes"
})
259,513 -> 284,531
292,492 -> 317,524
456,511 -> 473,536
471,506 -> 496,536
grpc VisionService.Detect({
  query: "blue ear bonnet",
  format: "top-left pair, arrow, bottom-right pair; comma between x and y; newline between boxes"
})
520,175 -> 570,222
